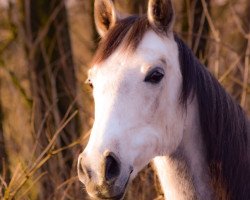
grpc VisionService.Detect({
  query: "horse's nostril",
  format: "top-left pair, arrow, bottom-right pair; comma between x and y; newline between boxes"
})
104,152 -> 121,182
78,157 -> 91,180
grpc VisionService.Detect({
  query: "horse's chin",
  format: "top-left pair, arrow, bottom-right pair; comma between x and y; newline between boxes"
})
85,173 -> 131,200
88,191 -> 126,200
87,186 -> 127,200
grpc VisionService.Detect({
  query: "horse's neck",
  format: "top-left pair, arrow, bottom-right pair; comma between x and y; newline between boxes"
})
153,99 -> 214,200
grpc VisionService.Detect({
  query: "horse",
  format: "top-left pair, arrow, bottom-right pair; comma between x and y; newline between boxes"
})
77,0 -> 250,199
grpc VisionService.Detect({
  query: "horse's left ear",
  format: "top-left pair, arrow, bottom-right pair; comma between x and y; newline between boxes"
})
147,0 -> 175,33
94,0 -> 118,37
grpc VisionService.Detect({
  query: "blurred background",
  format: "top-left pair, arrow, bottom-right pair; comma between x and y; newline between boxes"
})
0,0 -> 249,199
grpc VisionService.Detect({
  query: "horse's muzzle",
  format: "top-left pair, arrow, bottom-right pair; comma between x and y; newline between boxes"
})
78,153 -> 132,200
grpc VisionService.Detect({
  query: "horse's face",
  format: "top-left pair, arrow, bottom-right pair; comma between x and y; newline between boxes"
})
78,0 -> 183,199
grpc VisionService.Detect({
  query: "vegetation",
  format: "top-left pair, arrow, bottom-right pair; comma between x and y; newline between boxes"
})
0,0 -> 249,199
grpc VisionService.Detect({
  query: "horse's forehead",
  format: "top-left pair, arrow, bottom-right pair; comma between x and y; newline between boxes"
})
137,31 -> 173,55
91,30 -> 176,77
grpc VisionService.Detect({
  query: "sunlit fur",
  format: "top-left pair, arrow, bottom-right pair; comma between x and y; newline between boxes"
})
78,4 -> 250,200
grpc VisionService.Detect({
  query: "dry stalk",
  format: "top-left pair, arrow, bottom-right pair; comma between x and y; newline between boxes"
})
3,110 -> 78,200
17,172 -> 47,200
230,4 -> 247,37
229,2 -> 250,108
24,1 -> 65,62
179,32 -> 239,55
219,55 -> 243,83
201,0 -> 221,77
0,60 -> 32,108
0,175 -> 7,189
193,10 -> 206,56
241,37 -> 250,108
185,0 -> 194,47
56,176 -> 79,200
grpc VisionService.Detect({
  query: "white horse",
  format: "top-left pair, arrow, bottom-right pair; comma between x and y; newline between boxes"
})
78,0 -> 250,199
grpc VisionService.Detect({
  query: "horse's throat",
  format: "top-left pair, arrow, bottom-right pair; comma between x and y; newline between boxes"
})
153,155 -> 197,200
153,99 -> 214,200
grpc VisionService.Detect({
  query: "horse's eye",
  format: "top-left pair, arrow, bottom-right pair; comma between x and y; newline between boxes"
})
144,67 -> 164,84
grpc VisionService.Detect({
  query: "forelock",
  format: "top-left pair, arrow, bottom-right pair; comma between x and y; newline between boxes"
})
92,15 -> 151,64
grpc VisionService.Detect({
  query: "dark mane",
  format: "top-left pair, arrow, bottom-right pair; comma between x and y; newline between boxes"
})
93,15 -> 250,199
176,37 -> 250,199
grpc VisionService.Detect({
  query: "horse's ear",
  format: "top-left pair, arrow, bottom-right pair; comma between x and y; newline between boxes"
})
147,0 -> 175,33
94,0 -> 117,37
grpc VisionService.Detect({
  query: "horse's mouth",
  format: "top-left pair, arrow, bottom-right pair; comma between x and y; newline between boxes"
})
94,188 -> 126,200
94,170 -> 132,200
96,192 -> 125,200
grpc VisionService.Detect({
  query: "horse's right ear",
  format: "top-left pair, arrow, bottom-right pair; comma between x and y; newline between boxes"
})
94,0 -> 117,37
147,0 -> 174,33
